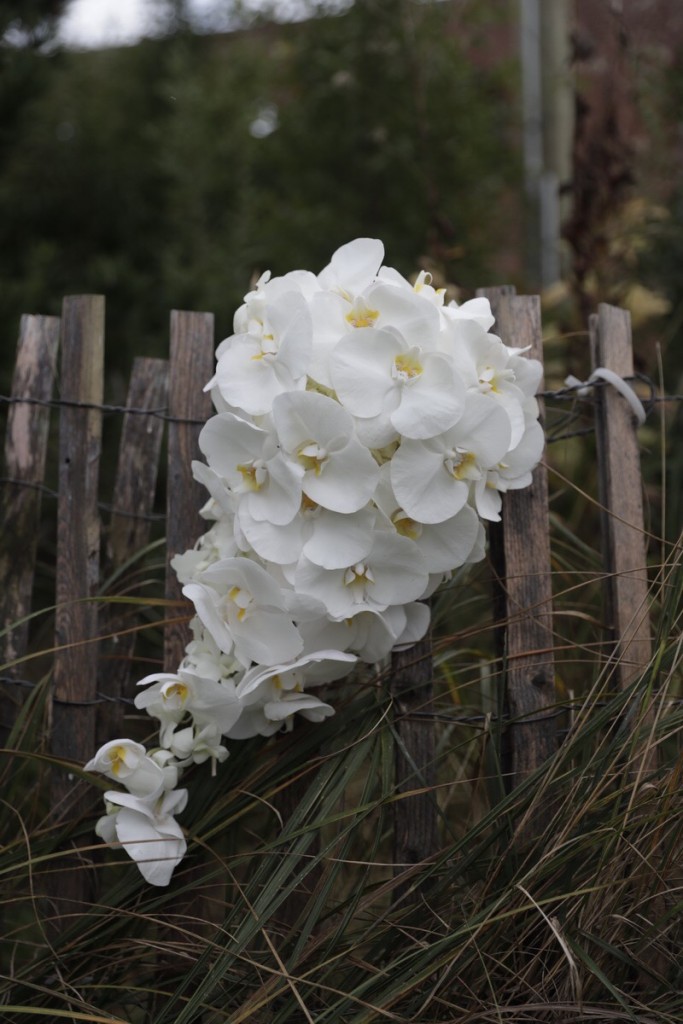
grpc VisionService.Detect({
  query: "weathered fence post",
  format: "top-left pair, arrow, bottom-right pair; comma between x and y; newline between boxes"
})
390,628 -> 437,882
97,357 -> 169,746
0,315 -> 60,740
161,311 -> 218,943
479,287 -> 557,839
49,295 -> 105,921
590,306 -> 662,981
164,311 -> 214,672
590,305 -> 653,694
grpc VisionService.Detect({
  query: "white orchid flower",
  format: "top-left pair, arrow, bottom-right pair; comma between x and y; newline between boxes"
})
441,295 -> 496,331
359,281 -> 442,347
208,289 -> 312,416
508,350 -> 543,419
330,326 -> 465,442
189,460 -> 236,522
85,739 -> 175,799
97,788 -> 188,887
374,464 -> 482,573
226,649 -> 354,738
231,269 -> 270,334
304,238 -> 385,386
272,391 -> 379,514
236,649 -> 356,700
231,269 -> 320,337
199,412 -> 302,527
386,601 -> 432,650
440,319 -> 532,448
239,497 -> 377,569
170,516 -> 240,585
474,417 -> 546,521
184,556 -> 303,667
181,619 -> 243,682
391,392 -> 512,525
298,602 -> 430,663
317,237 -> 384,297
135,668 -> 242,747
307,277 -> 440,387
376,265 -> 447,309
294,531 -> 428,620
164,723 -> 229,766
226,690 -> 336,738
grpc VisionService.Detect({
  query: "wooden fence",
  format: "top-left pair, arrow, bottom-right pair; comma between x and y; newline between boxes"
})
0,290 -> 653,914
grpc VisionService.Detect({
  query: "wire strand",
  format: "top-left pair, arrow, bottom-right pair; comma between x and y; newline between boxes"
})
1,373 -> 681,423
1,674 -> 680,722
0,393 -> 205,425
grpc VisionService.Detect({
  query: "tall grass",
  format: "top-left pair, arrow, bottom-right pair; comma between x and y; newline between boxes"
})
1,430 -> 681,1023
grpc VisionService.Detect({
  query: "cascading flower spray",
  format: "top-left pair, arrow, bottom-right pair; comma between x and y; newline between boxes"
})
85,238 -> 544,885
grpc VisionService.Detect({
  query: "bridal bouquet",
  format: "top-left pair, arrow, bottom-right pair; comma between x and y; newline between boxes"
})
86,238 -> 544,884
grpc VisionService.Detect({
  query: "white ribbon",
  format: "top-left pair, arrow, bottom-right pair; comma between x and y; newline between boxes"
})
564,368 -> 646,425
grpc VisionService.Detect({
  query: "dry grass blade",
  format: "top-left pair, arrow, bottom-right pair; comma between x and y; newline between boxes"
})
2,289 -> 682,1022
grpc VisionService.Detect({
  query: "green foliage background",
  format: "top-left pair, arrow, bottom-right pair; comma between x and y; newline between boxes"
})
0,0 -> 516,393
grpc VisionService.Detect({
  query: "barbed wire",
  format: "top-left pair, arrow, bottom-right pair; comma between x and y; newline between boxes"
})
1,376 -> 679,520
0,393 -> 205,425
1,673 -> 680,725
0,676 -> 137,707
1,374 -> 682,435
539,372 -> 662,405
0,476 -> 167,523
1,376 -> 681,521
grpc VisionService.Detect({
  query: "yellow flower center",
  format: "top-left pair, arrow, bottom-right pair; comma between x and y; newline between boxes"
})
250,333 -> 277,360
445,450 -> 478,481
297,441 -> 327,475
164,682 -> 189,705
301,493 -> 319,513
107,745 -> 130,777
343,562 -> 375,588
272,673 -> 303,694
391,511 -> 423,540
393,351 -> 423,380
345,303 -> 380,329
479,366 -> 497,393
227,585 -> 252,622
237,461 -> 265,492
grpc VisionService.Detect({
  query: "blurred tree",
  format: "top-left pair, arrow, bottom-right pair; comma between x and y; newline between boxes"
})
248,0 -> 517,287
0,1 -> 67,155
635,42 -> 683,541
0,40 -> 177,392
0,0 -> 68,396
0,0 -> 518,392
153,24 -> 270,332
0,0 -> 65,45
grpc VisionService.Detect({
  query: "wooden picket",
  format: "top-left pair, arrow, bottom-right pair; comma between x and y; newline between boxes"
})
590,305 -> 653,690
97,355 -> 169,747
164,311 -> 215,671
0,315 -> 59,737
0,292 -> 654,919
484,288 -> 557,840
